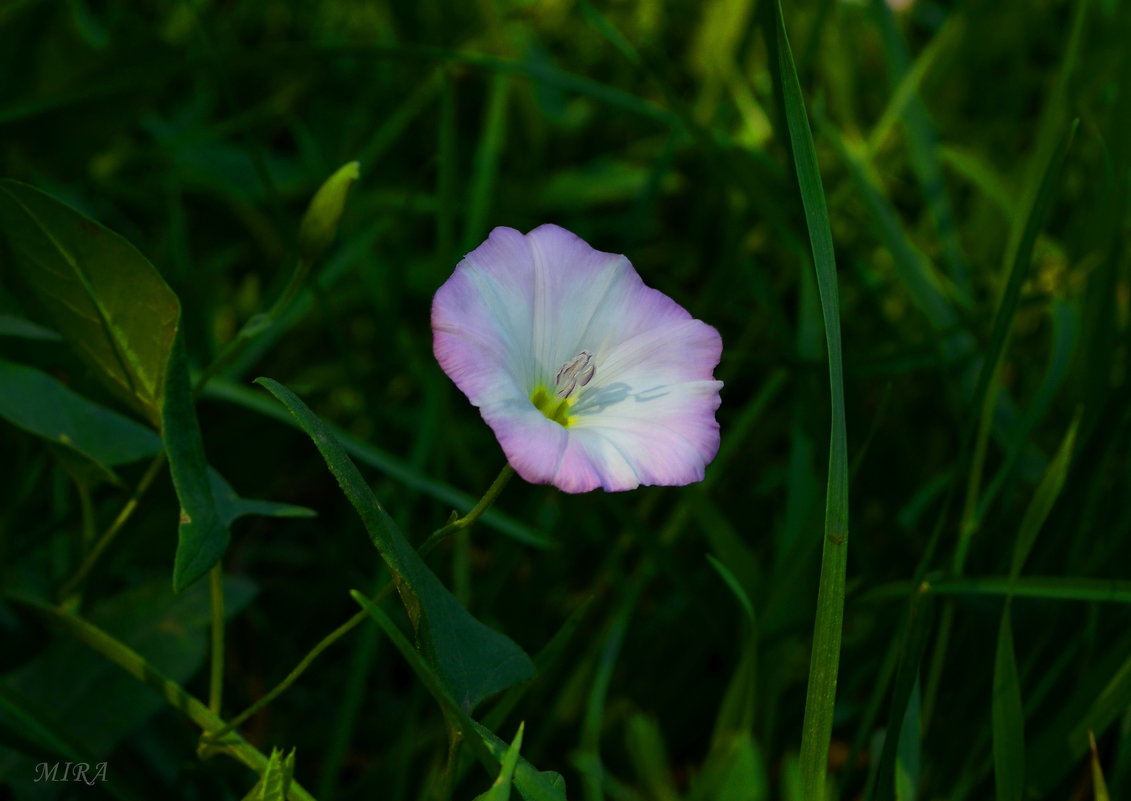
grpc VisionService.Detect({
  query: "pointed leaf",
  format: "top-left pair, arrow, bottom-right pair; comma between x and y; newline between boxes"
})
993,605 -> 1025,801
165,335 -> 229,591
241,747 -> 296,801
474,723 -> 524,801
260,378 -> 533,711
0,179 -> 179,426
1090,731 -> 1111,801
208,469 -> 316,528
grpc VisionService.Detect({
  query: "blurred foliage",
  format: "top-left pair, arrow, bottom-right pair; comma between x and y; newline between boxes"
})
0,0 -> 1129,799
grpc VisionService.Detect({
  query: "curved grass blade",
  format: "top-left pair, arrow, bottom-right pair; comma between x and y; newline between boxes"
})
761,2 -> 850,797
957,119 -> 1079,570
993,604 -> 1025,801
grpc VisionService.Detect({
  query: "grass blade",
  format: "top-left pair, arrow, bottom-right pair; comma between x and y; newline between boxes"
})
762,3 -> 850,797
993,604 -> 1025,801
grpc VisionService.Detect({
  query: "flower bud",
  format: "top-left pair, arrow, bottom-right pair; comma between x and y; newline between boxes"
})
297,161 -> 360,264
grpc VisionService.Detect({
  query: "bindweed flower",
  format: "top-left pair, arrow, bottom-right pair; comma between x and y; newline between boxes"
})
432,224 -> 723,493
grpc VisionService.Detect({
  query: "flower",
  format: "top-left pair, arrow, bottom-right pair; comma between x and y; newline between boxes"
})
432,224 -> 723,493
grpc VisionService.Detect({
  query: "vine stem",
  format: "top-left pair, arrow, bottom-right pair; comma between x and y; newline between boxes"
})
59,452 -> 168,601
209,563 -> 225,714
15,596 -> 316,801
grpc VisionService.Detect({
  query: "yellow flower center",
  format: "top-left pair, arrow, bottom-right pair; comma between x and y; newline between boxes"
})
531,385 -> 575,427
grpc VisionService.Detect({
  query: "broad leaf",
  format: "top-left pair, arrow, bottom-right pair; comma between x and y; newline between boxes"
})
0,180 -> 232,592
260,378 -> 533,712
0,179 -> 179,426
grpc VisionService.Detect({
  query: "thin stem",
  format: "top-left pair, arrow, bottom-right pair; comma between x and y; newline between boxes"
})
419,464 -> 514,556
60,452 -> 168,600
16,596 -> 317,801
76,478 -> 96,547
205,463 -> 515,746
209,563 -> 225,714
203,582 -> 396,746
192,258 -> 310,398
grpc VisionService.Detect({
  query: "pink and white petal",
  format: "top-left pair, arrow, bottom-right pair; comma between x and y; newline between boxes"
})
588,317 -> 723,392
569,379 -> 723,489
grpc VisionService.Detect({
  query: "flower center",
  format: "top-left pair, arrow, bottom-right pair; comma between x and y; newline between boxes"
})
530,351 -> 597,427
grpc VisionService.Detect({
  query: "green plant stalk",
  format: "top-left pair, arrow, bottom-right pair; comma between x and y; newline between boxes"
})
202,583 -> 394,746
20,598 -> 317,801
209,562 -> 225,714
764,2 -> 850,798
419,464 -> 514,555
59,451 -> 168,600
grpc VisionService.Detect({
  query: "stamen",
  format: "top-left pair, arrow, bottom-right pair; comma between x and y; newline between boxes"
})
554,350 -> 596,399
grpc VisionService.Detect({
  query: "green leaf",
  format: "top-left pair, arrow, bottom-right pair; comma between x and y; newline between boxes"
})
208,469 -> 316,528
350,593 -> 566,801
707,553 -> 756,625
869,576 -> 1131,605
469,720 -> 568,801
241,747 -> 296,801
259,378 -> 533,712
993,605 -> 1025,801
0,358 -> 162,482
1090,731 -> 1111,801
894,678 -> 921,801
762,2 -> 850,798
626,714 -> 679,801
165,335 -> 229,592
958,119 -> 1078,567
474,723 -> 524,801
0,179 -> 179,427
688,731 -> 770,801
1009,416 -> 1080,579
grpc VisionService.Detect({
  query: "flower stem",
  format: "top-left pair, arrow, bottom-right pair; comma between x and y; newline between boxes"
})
202,582 -> 395,746
209,563 -> 225,714
420,464 -> 514,556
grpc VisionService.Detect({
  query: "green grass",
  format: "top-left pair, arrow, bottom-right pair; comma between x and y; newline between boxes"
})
1,1 -> 1129,800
